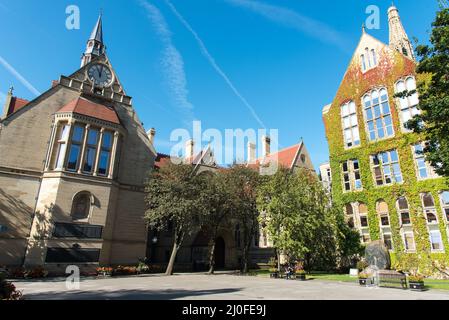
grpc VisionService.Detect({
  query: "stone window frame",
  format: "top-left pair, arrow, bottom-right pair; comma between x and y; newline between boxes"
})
376,200 -> 394,251
360,47 -> 378,73
439,191 -> 449,243
362,87 -> 395,142
70,191 -> 95,223
394,76 -> 421,133
370,149 -> 403,187
412,142 -> 438,181
345,202 -> 370,244
421,193 -> 445,253
395,197 -> 416,253
46,114 -> 122,180
340,100 -> 361,149
341,159 -> 363,193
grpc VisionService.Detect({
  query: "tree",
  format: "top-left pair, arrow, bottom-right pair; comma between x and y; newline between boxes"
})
202,170 -> 234,274
227,165 -> 261,273
144,163 -> 209,276
258,168 -> 362,271
406,6 -> 449,176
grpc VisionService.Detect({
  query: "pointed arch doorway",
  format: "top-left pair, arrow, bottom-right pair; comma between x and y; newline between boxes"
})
214,237 -> 226,269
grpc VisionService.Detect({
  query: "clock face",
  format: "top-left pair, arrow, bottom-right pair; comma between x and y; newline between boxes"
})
87,64 -> 113,88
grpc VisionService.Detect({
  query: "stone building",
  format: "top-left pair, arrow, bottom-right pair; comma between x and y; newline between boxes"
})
0,15 -> 156,271
0,15 -> 317,272
150,138 -> 316,270
322,5 -> 449,267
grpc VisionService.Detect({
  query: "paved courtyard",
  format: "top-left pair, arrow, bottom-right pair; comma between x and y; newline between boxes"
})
14,274 -> 449,300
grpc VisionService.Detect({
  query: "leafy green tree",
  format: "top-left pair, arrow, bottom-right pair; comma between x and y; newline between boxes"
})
201,170 -> 234,274
258,168 -> 362,271
144,163 -> 209,276
227,165 -> 261,273
406,6 -> 449,176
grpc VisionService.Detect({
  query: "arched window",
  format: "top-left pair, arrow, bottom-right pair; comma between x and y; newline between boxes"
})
397,197 -> 411,226
345,204 -> 355,229
422,193 -> 444,252
440,191 -> 449,223
422,193 -> 438,224
361,54 -> 367,71
371,49 -> 377,66
395,77 -> 420,131
71,192 -> 92,221
397,197 -> 416,251
377,200 -> 393,250
358,203 -> 370,243
363,88 -> 394,141
341,101 -> 360,148
365,48 -> 371,68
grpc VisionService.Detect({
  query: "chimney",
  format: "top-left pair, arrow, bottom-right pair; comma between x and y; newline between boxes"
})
147,128 -> 156,145
262,136 -> 271,157
2,86 -> 14,119
247,142 -> 256,164
185,139 -> 195,160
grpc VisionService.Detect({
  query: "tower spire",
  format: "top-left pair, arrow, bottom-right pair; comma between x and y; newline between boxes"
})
388,4 -> 415,60
81,13 -> 106,67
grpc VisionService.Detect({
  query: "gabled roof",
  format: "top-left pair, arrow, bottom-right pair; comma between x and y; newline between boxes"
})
248,142 -> 305,171
57,97 -> 120,124
5,97 -> 29,116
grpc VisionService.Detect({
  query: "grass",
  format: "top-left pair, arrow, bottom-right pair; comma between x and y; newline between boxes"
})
248,270 -> 449,291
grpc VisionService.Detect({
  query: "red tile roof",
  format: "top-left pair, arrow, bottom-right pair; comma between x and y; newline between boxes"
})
6,97 -> 29,116
154,153 -> 172,169
248,143 -> 301,170
57,97 -> 120,124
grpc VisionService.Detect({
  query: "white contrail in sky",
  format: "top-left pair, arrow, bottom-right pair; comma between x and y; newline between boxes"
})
0,55 -> 41,96
224,0 -> 349,53
140,1 -> 195,125
164,0 -> 267,129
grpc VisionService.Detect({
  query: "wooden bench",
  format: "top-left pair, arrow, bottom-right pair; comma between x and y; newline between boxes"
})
378,270 -> 407,289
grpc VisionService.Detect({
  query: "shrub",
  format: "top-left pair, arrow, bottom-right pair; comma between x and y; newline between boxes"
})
9,268 -> 26,279
408,275 -> 425,283
0,272 -> 22,300
136,262 -> 150,274
25,266 -> 48,279
96,267 -> 113,276
356,260 -> 369,272
112,266 -> 137,276
358,272 -> 368,279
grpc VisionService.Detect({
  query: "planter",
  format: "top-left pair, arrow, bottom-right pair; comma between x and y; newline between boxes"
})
270,273 -> 279,279
409,281 -> 425,291
296,274 -> 306,281
359,278 -> 368,286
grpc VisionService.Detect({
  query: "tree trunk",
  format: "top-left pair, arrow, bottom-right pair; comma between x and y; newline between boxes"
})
276,249 -> 281,273
166,241 -> 180,276
208,238 -> 217,275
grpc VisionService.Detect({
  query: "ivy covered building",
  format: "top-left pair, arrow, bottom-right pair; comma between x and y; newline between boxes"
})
322,5 -> 449,271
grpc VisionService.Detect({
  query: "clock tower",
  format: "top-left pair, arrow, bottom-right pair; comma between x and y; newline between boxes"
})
81,14 -> 106,68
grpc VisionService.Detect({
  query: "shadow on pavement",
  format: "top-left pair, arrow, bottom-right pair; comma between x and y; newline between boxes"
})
23,288 -> 243,300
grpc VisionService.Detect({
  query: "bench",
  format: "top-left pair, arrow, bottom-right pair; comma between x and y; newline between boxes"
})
378,270 -> 407,289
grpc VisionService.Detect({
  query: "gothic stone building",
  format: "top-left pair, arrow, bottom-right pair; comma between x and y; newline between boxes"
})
322,5 -> 449,269
150,139 -> 316,270
0,16 -> 157,270
0,16 -> 317,271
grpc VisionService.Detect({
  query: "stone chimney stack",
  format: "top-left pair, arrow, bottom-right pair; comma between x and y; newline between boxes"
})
147,128 -> 156,145
185,139 -> 195,160
262,136 -> 271,158
2,86 -> 14,119
247,142 -> 256,164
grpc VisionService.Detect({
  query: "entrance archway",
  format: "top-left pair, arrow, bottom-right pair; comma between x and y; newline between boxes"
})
214,237 -> 226,269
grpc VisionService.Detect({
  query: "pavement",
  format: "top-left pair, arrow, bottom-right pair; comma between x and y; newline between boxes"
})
13,274 -> 449,300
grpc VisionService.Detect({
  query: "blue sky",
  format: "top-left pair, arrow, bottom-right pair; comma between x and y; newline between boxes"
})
0,0 -> 440,169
